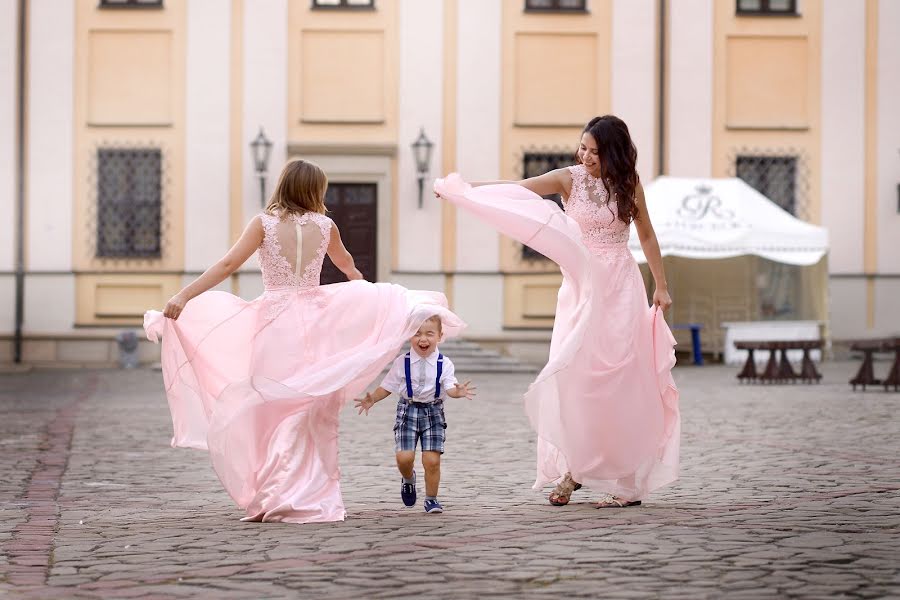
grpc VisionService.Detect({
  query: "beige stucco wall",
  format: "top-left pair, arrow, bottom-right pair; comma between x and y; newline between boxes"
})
72,0 -> 186,326
497,0 -> 613,329
5,0 -> 899,362
712,1 -> 822,223
288,0 -> 398,147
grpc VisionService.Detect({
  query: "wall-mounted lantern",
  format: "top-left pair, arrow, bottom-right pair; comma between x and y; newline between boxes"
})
411,127 -> 434,209
250,127 -> 273,207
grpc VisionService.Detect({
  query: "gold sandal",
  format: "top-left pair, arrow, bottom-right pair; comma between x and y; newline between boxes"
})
595,493 -> 641,509
548,473 -> 582,506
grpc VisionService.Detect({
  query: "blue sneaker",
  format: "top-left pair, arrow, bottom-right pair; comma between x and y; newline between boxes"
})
401,471 -> 416,507
423,499 -> 443,514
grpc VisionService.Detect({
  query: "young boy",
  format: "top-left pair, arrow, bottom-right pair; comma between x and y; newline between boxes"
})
355,316 -> 476,513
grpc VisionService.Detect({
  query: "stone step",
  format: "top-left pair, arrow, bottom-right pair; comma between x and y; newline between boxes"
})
437,339 -> 538,373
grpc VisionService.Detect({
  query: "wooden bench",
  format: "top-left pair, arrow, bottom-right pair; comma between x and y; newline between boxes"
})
849,337 -> 900,392
734,340 -> 823,384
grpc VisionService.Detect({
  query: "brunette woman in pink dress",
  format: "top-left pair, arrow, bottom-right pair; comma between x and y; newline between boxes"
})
144,159 -> 464,523
435,115 -> 679,509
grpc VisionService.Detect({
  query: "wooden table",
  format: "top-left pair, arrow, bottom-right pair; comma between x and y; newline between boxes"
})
734,340 -> 823,384
849,337 -> 900,392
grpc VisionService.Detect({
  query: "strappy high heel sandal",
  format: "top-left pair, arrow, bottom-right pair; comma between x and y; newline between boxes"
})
595,493 -> 641,508
548,473 -> 582,506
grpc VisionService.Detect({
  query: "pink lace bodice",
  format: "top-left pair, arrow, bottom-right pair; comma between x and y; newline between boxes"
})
258,211 -> 332,290
564,165 -> 631,255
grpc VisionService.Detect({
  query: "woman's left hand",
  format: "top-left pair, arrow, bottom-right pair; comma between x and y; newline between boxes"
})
653,288 -> 672,312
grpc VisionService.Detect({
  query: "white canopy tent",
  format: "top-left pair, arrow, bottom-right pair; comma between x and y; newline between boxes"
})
627,177 -> 830,358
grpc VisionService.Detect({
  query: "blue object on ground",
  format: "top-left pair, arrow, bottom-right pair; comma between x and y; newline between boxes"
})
672,323 -> 704,366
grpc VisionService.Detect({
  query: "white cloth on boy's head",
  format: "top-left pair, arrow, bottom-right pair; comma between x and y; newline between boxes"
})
380,349 -> 457,403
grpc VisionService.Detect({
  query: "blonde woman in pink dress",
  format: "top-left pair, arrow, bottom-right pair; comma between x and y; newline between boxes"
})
144,159 -> 464,523
435,115 -> 679,508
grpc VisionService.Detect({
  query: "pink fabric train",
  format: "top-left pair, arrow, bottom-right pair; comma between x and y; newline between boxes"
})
435,171 -> 679,501
145,211 -> 464,523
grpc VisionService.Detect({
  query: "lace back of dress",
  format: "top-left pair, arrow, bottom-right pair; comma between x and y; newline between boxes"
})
273,218 -> 326,280
259,212 -> 331,289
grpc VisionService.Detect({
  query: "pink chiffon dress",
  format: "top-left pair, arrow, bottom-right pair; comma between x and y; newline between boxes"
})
144,210 -> 464,523
435,166 -> 679,501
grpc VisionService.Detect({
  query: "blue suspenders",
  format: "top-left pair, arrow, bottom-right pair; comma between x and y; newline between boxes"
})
403,352 -> 444,401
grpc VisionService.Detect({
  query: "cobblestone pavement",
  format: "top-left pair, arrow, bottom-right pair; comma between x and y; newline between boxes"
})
1,361 -> 898,599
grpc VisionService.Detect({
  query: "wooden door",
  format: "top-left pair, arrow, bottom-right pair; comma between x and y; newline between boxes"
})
320,183 -> 378,284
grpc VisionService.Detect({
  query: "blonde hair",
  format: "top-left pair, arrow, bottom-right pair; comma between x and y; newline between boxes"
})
423,315 -> 443,333
265,159 -> 328,216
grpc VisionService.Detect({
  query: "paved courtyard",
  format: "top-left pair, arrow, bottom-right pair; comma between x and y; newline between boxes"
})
0,360 -> 898,599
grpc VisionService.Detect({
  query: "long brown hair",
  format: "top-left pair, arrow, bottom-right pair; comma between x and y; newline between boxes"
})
579,115 -> 640,224
265,159 -> 328,216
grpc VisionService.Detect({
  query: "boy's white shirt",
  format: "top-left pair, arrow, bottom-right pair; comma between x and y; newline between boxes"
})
380,348 -> 457,403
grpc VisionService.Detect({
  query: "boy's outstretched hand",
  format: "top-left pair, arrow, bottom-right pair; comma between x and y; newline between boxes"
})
451,381 -> 477,400
354,392 -> 376,416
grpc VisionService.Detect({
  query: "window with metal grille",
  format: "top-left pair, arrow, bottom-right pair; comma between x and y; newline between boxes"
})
312,0 -> 375,9
736,0 -> 797,16
521,151 -> 574,259
525,0 -> 587,12
97,148 -> 162,259
99,0 -> 164,8
736,155 -> 797,215
736,154 -> 802,320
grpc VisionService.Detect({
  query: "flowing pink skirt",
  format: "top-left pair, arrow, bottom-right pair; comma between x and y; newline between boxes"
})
144,281 -> 464,523
435,175 -> 679,501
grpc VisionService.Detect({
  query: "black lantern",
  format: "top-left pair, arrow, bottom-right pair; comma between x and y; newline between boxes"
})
411,127 -> 434,209
250,127 -> 273,206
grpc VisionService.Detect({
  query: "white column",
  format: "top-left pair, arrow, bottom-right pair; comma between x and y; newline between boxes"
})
666,0 -> 713,178
821,0 -> 865,274
185,0 -> 231,273
876,0 -> 900,274
26,0 -> 74,271
242,0 -> 287,231
0,0 -> 17,335
453,0 -> 503,335
397,0 -> 443,272
611,0 -> 657,182
24,0 -> 76,334
455,0 -> 500,272
240,0 -> 287,294
0,0 -> 16,273
874,0 -> 900,332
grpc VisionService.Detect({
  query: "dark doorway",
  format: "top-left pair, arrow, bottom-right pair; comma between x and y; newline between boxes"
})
320,183 -> 378,284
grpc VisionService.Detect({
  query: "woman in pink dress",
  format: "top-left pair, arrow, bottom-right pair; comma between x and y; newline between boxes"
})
435,115 -> 679,508
144,159 -> 464,523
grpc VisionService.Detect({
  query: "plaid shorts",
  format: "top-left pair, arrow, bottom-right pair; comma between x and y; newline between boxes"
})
393,399 -> 447,454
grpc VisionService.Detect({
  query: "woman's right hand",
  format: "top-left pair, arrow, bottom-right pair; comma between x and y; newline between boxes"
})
163,292 -> 189,320
347,268 -> 364,281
